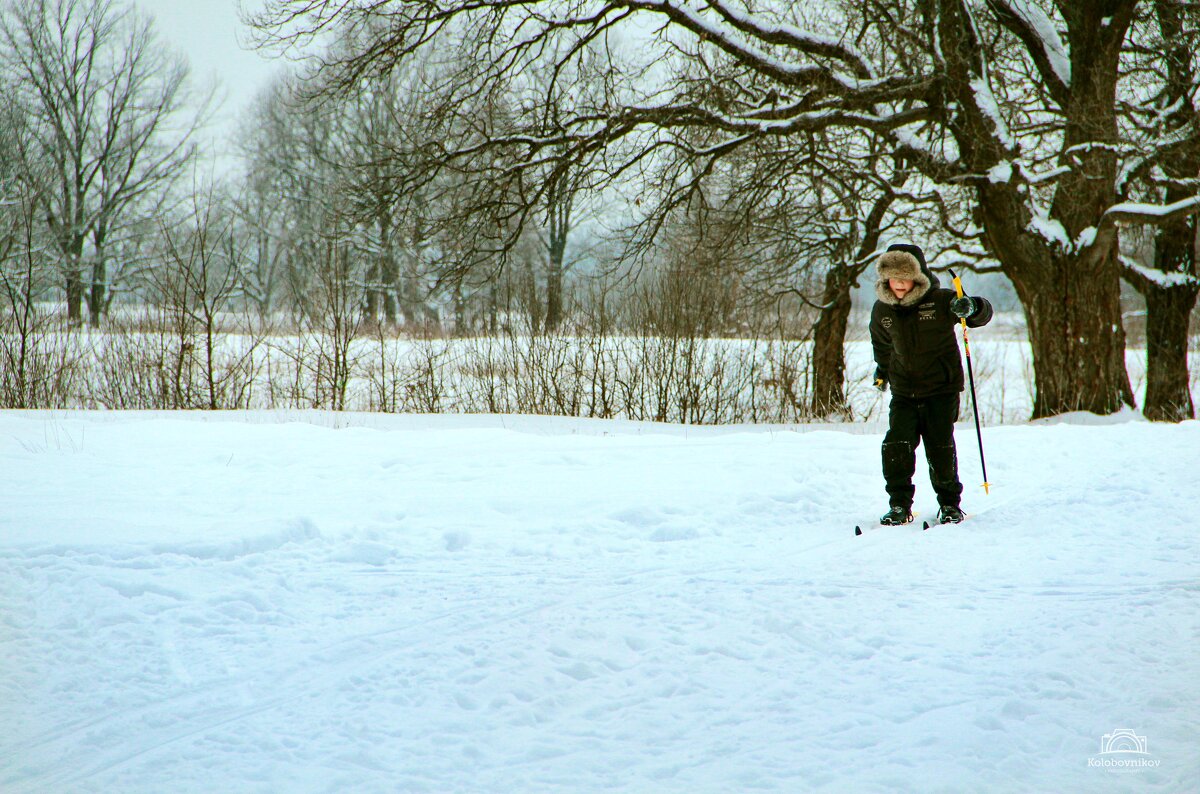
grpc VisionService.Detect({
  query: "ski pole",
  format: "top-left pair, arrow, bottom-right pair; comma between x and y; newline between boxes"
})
949,268 -> 991,495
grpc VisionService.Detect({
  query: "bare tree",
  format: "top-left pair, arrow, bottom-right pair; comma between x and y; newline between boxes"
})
239,73 -> 343,323
336,61 -> 442,329
1117,2 -> 1200,421
229,162 -> 288,319
151,187 -> 259,410
240,66 -> 442,329
1,113 -> 62,407
346,71 -> 405,328
1,0 -> 203,326
527,47 -> 611,332
298,239 -> 365,410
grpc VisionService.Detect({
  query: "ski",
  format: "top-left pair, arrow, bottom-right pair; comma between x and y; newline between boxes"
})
854,511 -> 972,535
922,515 -> 970,530
855,513 -> 921,536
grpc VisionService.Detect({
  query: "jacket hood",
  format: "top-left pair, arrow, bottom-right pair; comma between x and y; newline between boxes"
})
875,243 -> 940,306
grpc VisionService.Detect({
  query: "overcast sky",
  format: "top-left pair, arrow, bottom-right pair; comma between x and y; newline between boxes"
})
137,0 -> 286,173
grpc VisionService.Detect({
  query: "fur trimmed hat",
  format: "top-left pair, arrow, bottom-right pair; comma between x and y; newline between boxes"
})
875,244 -> 933,306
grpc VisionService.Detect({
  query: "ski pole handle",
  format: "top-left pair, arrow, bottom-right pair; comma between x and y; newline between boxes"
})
949,268 -> 970,351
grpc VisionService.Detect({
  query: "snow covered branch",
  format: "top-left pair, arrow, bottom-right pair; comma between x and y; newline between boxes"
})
1120,255 -> 1200,290
1101,195 -> 1200,228
984,0 -> 1070,106
619,0 -> 931,106
1117,115 -> 1200,194
933,0 -> 1019,169
694,0 -> 875,78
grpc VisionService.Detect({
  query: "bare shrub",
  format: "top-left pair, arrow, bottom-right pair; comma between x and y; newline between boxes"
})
263,242 -> 368,411
88,308 -> 263,410
88,197 -> 266,410
399,334 -> 450,414
0,310 -> 85,408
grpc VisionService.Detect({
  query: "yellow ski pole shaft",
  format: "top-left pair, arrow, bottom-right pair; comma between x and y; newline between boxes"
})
950,269 -> 991,495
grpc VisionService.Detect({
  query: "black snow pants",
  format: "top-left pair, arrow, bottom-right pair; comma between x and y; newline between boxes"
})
882,393 -> 962,509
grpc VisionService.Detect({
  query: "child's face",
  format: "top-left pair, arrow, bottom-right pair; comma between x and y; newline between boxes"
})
889,278 -> 915,300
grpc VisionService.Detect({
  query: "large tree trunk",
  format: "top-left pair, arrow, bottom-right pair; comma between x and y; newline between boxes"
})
544,176 -> 571,333
809,264 -> 854,418
1002,227 -> 1135,418
1018,275 -> 1135,418
382,256 -> 398,326
1126,219 -> 1198,422
89,258 -> 106,328
399,250 -> 424,328
88,226 -> 109,327
524,258 -> 542,335
1142,284 -> 1197,421
378,212 -> 398,326
65,268 -> 84,323
364,260 -> 380,325
545,254 -> 563,333
453,280 -> 466,335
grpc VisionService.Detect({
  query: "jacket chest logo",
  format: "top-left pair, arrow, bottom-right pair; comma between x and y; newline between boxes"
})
881,316 -> 893,329
918,303 -> 936,321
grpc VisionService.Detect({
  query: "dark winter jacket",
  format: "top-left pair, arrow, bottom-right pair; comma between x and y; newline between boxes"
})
869,244 -> 993,399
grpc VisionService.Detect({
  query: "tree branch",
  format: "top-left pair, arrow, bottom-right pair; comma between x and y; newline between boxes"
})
984,0 -> 1071,107
1102,194 -> 1200,229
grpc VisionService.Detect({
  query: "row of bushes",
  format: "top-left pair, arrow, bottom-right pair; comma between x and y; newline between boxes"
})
0,311 -> 887,424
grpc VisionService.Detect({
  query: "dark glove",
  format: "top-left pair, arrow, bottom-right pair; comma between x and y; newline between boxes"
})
873,368 -> 888,392
950,296 -> 977,319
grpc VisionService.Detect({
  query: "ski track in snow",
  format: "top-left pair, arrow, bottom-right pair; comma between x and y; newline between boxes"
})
0,411 -> 1198,792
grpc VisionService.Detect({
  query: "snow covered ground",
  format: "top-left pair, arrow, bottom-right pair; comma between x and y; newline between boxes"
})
1,409 -> 1198,792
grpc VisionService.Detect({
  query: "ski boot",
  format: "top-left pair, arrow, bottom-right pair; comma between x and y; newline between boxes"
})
937,505 -> 965,524
879,505 -> 914,526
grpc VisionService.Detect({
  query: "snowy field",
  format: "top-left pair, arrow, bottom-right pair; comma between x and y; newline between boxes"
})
1,409 -> 1198,792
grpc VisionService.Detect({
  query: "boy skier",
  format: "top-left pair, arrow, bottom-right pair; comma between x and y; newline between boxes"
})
870,243 -> 993,526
